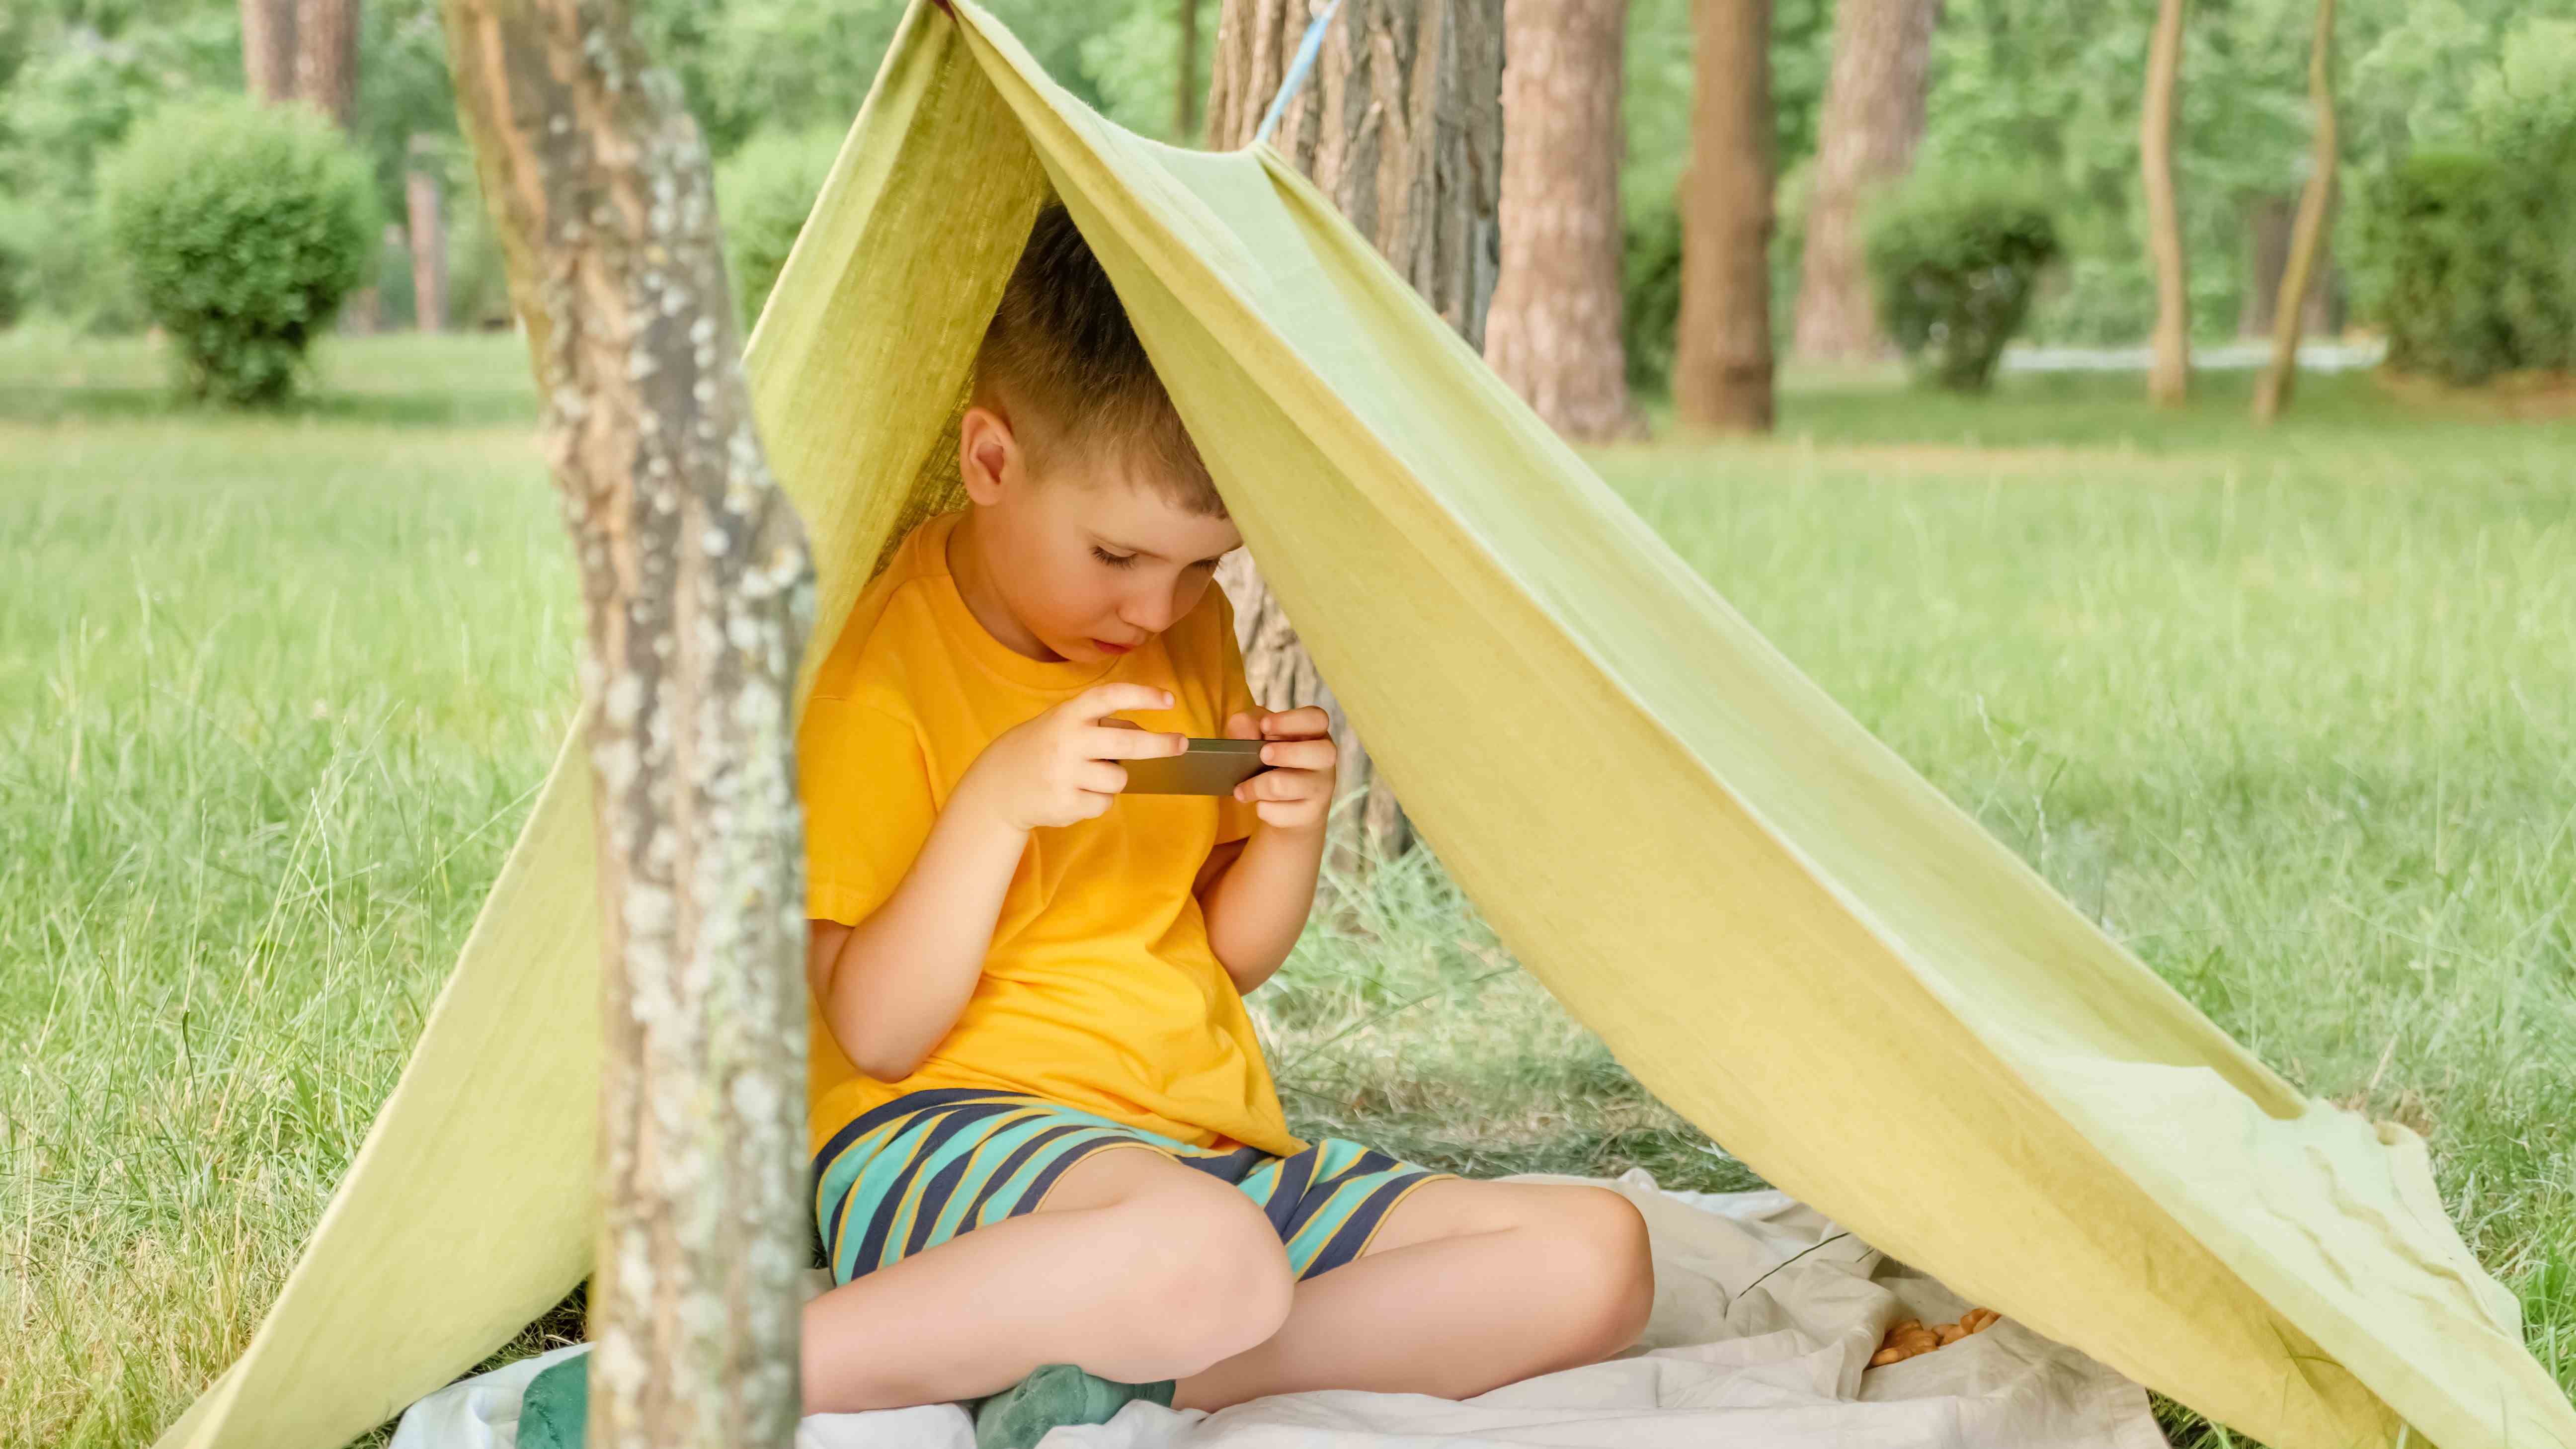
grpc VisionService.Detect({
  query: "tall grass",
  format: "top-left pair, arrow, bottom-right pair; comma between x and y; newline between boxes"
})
3,334 -> 2570,1445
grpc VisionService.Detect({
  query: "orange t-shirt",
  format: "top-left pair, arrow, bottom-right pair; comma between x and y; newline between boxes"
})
797,507 -> 1303,1159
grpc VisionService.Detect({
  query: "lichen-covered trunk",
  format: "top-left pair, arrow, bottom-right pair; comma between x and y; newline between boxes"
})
295,0 -> 361,130
439,0 -> 814,1444
407,149 -> 448,332
1790,0 -> 1938,363
1484,0 -> 1641,443
1674,0 -> 1774,433
2253,0 -> 2336,425
1207,0 -> 1502,881
2142,0 -> 2189,407
242,0 -> 299,104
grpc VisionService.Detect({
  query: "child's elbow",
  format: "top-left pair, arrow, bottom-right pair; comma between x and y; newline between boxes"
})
847,1034 -> 929,1083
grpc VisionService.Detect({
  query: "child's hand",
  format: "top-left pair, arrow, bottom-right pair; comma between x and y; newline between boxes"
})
1222,705 -> 1336,834
965,683 -> 1188,832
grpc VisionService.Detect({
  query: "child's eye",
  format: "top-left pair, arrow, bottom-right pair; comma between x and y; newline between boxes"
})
1092,547 -> 1138,569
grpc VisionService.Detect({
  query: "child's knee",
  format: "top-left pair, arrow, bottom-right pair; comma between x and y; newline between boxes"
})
1113,1182 -> 1295,1372
1556,1187 -> 1655,1354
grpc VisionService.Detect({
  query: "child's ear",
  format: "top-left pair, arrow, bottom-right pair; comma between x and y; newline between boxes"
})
959,405 -> 1017,502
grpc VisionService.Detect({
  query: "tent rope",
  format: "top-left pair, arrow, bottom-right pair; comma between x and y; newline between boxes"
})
1253,0 -> 1345,147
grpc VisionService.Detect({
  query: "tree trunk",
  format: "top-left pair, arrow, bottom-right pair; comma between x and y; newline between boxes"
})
439,0 -> 813,1444
295,0 -> 360,131
1207,0 -> 1502,880
1485,0 -> 1642,443
1674,0 -> 1774,432
2142,0 -> 2189,406
407,145 -> 448,332
1790,0 -> 1938,362
2238,192 -> 2291,338
241,0 -> 299,104
1176,0 -> 1202,141
2254,0 -> 2335,424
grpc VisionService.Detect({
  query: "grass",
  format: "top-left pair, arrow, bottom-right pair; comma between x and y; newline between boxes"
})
2,330 -> 2571,1445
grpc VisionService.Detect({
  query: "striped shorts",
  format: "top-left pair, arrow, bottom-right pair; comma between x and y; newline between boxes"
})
811,1088 -> 1454,1286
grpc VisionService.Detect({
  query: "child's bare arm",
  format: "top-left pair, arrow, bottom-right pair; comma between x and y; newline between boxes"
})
807,793 -> 1028,1080
809,682 -> 1185,1079
1199,705 -> 1337,993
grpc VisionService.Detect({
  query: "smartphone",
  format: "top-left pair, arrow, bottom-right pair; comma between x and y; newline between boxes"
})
1121,737 -> 1273,796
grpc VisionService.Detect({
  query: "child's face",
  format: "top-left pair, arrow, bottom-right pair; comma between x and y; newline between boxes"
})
959,405 -> 1243,664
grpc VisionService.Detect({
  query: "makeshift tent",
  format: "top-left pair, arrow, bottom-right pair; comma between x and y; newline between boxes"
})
153,3 -> 2572,1448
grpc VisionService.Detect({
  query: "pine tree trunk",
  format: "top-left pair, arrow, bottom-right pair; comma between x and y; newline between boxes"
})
295,0 -> 360,131
2254,0 -> 2335,424
2142,0 -> 2189,406
1674,0 -> 1774,432
1176,0 -> 1202,141
1790,0 -> 1938,362
438,0 -> 813,1444
1485,0 -> 1642,443
1207,0 -> 1503,881
407,147 -> 448,332
241,0 -> 299,104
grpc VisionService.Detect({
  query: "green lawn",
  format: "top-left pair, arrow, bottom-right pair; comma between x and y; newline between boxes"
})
4,330 -> 2571,1446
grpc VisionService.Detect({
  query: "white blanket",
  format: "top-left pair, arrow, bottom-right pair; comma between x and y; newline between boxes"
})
391,1172 -> 2166,1449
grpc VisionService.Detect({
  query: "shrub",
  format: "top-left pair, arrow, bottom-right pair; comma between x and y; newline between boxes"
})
2359,152 -> 2575,385
2357,18 -> 2576,385
102,98 -> 378,405
1620,202 -> 1683,394
1862,177 -> 2060,392
717,128 -> 843,332
0,204 -> 32,330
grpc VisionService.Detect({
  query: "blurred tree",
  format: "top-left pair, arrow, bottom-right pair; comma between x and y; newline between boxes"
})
1176,0 -> 1202,140
1486,0 -> 1641,441
2141,0 -> 2187,404
240,0 -> 293,100
2253,0 -> 2334,423
294,0 -> 356,128
405,133 -> 443,328
1675,0 -> 1774,430
1791,0 -> 1938,362
1206,0 -> 1503,876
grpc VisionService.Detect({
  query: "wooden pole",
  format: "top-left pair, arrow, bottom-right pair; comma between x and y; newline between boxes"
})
2253,0 -> 2336,425
2141,0 -> 2189,407
438,0 -> 814,1443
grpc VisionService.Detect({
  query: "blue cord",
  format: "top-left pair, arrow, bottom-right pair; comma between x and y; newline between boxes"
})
1253,0 -> 1346,147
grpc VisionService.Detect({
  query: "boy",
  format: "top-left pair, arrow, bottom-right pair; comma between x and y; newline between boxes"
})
795,204 -> 1654,1447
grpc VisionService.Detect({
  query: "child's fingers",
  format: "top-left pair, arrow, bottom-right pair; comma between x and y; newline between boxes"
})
1258,705 -> 1332,739
1254,739 -> 1333,770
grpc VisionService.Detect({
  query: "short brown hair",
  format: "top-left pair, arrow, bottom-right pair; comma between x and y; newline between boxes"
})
973,203 -> 1224,517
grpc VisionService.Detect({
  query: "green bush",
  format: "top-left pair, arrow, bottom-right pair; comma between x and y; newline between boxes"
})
716,127 -> 842,331
2359,152 -> 2575,385
1620,202 -> 1683,394
0,203 -> 32,329
2357,18 -> 2576,385
102,98 -> 378,404
1863,177 -> 2059,392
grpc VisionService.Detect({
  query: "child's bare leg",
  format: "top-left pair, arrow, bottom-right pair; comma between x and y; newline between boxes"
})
800,1146 -> 1295,1414
1172,1179 -> 1653,1411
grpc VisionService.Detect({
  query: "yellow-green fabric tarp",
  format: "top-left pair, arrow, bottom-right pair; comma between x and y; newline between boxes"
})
151,3 -> 2574,1448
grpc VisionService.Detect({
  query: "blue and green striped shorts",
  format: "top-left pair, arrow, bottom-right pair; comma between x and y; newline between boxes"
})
811,1088 -> 1454,1286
